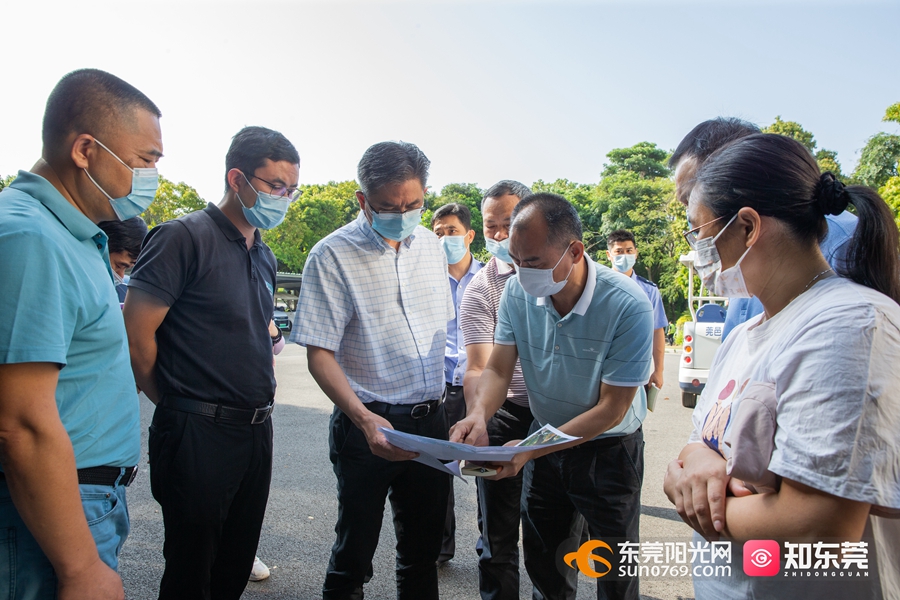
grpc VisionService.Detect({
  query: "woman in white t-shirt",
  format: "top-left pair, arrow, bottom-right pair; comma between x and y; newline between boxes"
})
663,133 -> 900,599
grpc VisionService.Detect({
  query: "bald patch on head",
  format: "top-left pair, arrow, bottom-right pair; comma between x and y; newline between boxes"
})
511,203 -> 541,232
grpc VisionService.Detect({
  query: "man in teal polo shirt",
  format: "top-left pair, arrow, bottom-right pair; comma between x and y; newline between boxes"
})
451,193 -> 653,600
0,69 -> 163,599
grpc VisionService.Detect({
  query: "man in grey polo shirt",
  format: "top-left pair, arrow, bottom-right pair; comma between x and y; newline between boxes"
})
292,141 -> 454,600
452,193 -> 653,600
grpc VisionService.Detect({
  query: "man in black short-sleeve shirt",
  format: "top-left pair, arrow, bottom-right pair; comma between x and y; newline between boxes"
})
124,126 -> 300,600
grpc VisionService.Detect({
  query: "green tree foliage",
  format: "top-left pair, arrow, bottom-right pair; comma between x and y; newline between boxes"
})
591,142 -> 685,318
885,102 -> 900,125
531,179 -> 601,245
263,180 -> 359,273
852,132 -> 900,189
764,117 -> 843,177
143,176 -> 206,228
0,174 -> 16,191
602,142 -> 670,178
763,116 -> 817,152
880,176 -> 900,232
815,149 -> 842,177
422,182 -> 486,253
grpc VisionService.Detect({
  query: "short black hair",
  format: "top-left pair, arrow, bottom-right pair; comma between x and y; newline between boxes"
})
482,180 -> 532,211
607,229 -> 636,248
357,141 -> 430,197
669,117 -> 760,168
42,69 -> 161,161
224,126 -> 299,192
431,203 -> 472,230
98,216 -> 149,259
511,192 -> 582,249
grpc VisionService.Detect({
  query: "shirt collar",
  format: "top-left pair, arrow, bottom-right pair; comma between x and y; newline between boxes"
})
494,257 -> 515,275
536,255 -> 596,316
450,253 -> 482,282
11,170 -> 104,243
206,202 -> 261,245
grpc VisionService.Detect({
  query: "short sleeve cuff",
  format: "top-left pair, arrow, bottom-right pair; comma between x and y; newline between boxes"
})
0,345 -> 68,366
493,339 -> 516,346
601,376 -> 649,387
290,331 -> 342,352
768,453 -> 877,504
127,279 -> 176,307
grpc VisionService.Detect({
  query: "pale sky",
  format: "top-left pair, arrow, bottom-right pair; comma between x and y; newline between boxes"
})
2,0 -> 898,204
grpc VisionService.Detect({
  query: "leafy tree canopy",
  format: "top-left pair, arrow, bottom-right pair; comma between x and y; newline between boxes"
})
422,182 -> 485,253
263,180 -> 359,273
852,132 -> 900,189
143,176 -> 206,228
763,116 -> 817,153
601,142 -> 670,179
884,102 -> 900,125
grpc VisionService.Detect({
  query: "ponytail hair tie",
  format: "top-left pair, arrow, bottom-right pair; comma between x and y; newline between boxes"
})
815,172 -> 850,216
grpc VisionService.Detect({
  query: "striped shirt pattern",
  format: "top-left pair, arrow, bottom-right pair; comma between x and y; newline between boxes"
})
459,257 -> 529,407
291,212 -> 455,405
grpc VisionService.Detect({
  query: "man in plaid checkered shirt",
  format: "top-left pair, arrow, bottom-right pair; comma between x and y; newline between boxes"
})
291,141 -> 455,600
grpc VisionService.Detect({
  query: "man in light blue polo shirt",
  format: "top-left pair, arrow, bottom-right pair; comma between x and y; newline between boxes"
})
451,193 -> 653,600
606,229 -> 668,391
0,69 -> 162,600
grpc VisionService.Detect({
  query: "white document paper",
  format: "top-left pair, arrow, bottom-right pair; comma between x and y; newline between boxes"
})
379,424 -> 579,476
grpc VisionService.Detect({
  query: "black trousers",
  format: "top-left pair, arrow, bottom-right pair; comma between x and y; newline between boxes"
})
522,428 -> 644,600
475,400 -> 534,600
440,383 -> 467,562
325,405 -> 451,600
149,403 -> 273,600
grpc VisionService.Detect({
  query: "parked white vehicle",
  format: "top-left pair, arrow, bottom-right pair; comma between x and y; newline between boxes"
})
678,251 -> 727,408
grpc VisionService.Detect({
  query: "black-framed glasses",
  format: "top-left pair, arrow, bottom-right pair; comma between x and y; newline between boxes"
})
362,193 -> 426,215
250,174 -> 303,201
682,213 -> 731,250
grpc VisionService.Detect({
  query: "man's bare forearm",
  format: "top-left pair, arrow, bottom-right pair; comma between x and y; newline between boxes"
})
129,338 -> 160,404
652,328 -> 665,378
307,346 -> 371,428
525,384 -> 638,460
0,363 -> 104,580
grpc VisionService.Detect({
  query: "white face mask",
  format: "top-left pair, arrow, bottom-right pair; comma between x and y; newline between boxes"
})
693,213 -> 752,298
517,242 -> 574,298
611,254 -> 636,273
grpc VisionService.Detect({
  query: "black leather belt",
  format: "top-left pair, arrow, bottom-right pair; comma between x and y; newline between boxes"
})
366,399 -> 441,419
164,396 -> 274,425
0,465 -> 137,487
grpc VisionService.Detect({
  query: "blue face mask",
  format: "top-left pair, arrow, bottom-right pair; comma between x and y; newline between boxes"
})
367,203 -> 422,241
485,237 -> 513,264
611,254 -> 636,273
238,173 -> 291,230
84,139 -> 159,221
440,235 -> 468,265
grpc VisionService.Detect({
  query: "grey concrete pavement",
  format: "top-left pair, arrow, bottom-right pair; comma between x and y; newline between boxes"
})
119,345 -> 697,599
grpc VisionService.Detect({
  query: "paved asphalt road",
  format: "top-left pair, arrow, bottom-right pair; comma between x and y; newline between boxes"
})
120,345 -> 697,600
